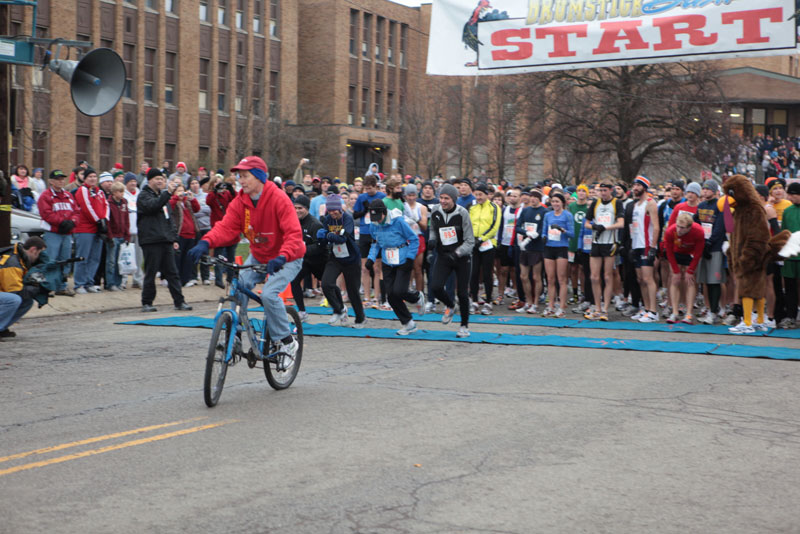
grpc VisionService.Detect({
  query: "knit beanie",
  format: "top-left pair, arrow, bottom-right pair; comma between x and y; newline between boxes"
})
325,194 -> 343,212
439,184 -> 458,202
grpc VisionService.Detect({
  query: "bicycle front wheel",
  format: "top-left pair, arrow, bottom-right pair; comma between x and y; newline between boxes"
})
264,306 -> 304,390
204,311 -> 233,407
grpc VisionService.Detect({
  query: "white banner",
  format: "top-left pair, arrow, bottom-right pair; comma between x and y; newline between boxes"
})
427,0 -> 799,76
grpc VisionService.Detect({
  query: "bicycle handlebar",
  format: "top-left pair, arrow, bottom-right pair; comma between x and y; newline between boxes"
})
200,255 -> 269,274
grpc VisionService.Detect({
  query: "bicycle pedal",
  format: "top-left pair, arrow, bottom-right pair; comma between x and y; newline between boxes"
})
246,349 -> 257,368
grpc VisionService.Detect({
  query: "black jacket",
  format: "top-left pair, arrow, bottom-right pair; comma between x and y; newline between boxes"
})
137,185 -> 178,245
299,214 -> 326,261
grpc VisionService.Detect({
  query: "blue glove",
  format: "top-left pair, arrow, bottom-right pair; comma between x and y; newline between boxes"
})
188,240 -> 210,264
316,228 -> 328,240
327,232 -> 339,241
266,255 -> 287,275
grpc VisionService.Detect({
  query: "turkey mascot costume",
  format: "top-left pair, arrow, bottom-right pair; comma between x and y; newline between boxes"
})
723,174 -> 790,329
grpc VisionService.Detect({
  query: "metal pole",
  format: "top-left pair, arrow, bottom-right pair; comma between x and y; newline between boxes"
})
0,4 -> 10,248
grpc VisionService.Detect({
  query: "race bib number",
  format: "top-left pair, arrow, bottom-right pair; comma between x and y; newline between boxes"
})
568,251 -> 575,263
364,212 -> 371,225
583,234 -> 592,250
354,225 -> 360,239
547,227 -> 561,241
385,247 -> 400,265
333,243 -> 349,258
439,226 -> 457,246
702,222 -> 712,239
479,240 -> 493,252
597,213 -> 612,225
524,223 -> 536,234
501,223 -> 514,246
631,220 -> 640,233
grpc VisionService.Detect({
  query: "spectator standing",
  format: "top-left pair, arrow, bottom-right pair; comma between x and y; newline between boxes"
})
106,182 -> 131,291
29,168 -> 46,197
189,177 -> 212,284
72,167 -> 109,294
36,169 -> 78,296
206,173 -> 236,288
169,183 -> 201,287
123,173 -> 144,288
169,161 -> 191,186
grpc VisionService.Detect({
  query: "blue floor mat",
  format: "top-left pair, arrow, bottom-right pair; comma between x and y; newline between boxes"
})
117,316 -> 800,361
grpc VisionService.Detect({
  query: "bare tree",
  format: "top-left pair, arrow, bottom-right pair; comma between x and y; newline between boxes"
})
398,82 -> 451,178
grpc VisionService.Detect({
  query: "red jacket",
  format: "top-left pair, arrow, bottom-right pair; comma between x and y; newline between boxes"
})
169,194 -> 200,239
206,189 -> 233,226
72,185 -> 109,233
37,187 -> 79,232
202,181 -> 306,263
665,223 -> 705,275
108,197 -> 131,241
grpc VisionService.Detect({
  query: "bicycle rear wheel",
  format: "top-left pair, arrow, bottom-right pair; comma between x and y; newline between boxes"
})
264,306 -> 304,390
205,311 -> 233,407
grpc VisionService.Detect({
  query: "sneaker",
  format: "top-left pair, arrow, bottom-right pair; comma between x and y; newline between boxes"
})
553,308 -> 566,318
161,279 -> 169,286
277,339 -> 298,371
526,304 -> 538,315
174,302 -> 193,311
86,286 -> 101,293
55,288 -> 76,297
622,305 -> 640,317
598,310 -> 609,321
184,280 -> 197,288
541,307 -> 553,317
470,301 -> 480,314
584,308 -> 598,320
573,301 -> 591,314
303,289 -> 315,298
638,311 -> 658,323
328,310 -> 348,326
298,311 -> 309,322
203,279 -> 212,285
442,307 -> 455,325
762,318 -> 776,329
380,302 -> 392,311
666,313 -> 679,324
508,300 -> 526,311
0,329 -> 16,338
132,282 -> 142,289
680,314 -> 694,325
514,303 -> 528,314
397,320 -> 418,336
141,304 -> 157,312
480,303 -> 492,315
75,286 -> 88,294
456,325 -> 470,338
729,322 -> 755,334
416,293 -> 427,316
353,319 -> 367,329
504,287 -> 516,298
699,311 -> 715,325
631,310 -> 645,321
367,300 -> 379,310
723,313 -> 739,326
492,296 -> 504,306
614,297 -> 627,311
754,322 -> 770,332
424,302 -> 435,313
778,317 -> 795,329
108,285 -> 122,292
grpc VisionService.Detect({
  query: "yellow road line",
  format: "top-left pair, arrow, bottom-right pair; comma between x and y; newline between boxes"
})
0,417 -> 207,464
0,420 -> 237,477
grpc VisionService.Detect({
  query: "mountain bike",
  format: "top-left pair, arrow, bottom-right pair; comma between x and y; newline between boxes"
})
201,256 -> 303,407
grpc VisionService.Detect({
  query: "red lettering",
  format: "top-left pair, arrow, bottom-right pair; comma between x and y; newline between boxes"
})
535,24 -> 588,58
721,8 -> 782,44
592,21 -> 649,55
652,15 -> 717,51
491,28 -> 533,61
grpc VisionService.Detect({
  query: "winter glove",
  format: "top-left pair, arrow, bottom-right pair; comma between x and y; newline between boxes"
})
96,218 -> 109,236
591,223 -> 606,233
426,250 -> 435,265
525,229 -> 539,240
442,251 -> 459,264
364,258 -> 374,272
316,228 -> 328,240
703,240 -> 712,260
721,241 -> 730,256
188,240 -> 210,264
266,255 -> 287,275
327,232 -> 340,242
58,219 -> 76,235
520,237 -> 531,249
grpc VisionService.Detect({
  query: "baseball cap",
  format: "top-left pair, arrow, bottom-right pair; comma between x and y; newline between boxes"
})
230,155 -> 268,173
49,169 -> 67,179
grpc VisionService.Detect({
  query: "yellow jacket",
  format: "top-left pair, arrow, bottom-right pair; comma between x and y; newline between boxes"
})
469,200 -> 501,246
0,244 -> 27,293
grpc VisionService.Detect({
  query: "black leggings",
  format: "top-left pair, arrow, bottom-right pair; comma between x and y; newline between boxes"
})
382,262 -> 422,324
784,276 -> 798,322
470,246 -> 496,302
706,284 -> 721,315
321,260 -> 365,322
290,258 -> 326,312
430,252 -> 471,326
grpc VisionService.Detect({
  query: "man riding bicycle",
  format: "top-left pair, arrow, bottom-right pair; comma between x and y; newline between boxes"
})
189,156 -> 306,361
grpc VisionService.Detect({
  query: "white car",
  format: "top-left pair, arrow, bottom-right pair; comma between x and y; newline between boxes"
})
11,208 -> 44,242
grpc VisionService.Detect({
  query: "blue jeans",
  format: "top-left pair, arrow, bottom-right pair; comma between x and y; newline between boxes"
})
239,256 -> 302,341
73,233 -> 103,289
105,237 -> 126,288
43,231 -> 73,291
0,292 -> 33,331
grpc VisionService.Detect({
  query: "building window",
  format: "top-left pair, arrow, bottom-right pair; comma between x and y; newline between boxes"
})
236,11 -> 244,29
388,22 -> 396,64
252,67 -> 262,115
269,70 -> 278,118
199,58 -> 209,110
146,0 -> 156,9
362,14 -> 371,60
348,86 -> 356,125
123,139 -> 135,172
235,65 -> 245,113
400,24 -> 407,68
375,17 -> 383,61
144,47 -> 156,102
269,0 -> 279,38
100,137 -> 114,171
199,1 -> 209,21
76,135 -> 90,164
374,90 -> 381,128
387,92 -> 393,130
361,88 -> 368,127
164,143 -> 176,164
253,0 -> 263,33
218,0 -> 227,25
123,44 -> 135,99
218,62 -> 228,111
144,141 -> 156,163
165,0 -> 176,13
165,52 -> 176,105
350,10 -> 358,56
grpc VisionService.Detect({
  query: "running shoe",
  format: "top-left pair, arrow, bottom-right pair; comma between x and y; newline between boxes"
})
470,301 -> 480,314
75,286 -> 88,294
541,307 -> 553,317
729,322 -> 755,334
584,308 -> 597,319
631,310 -> 645,321
369,299 -> 380,310
277,339 -> 298,371
638,311 -> 658,323
699,311 -> 715,325
480,303 -> 492,315
622,305 -> 640,317
424,302 -> 435,313
553,308 -> 566,318
754,322 -> 771,333
680,314 -> 694,325
666,313 -> 679,324
380,302 -> 392,311
415,293 -> 427,316
573,301 -> 591,314
456,326 -> 470,338
493,296 -> 504,306
598,310 -> 609,321
526,304 -> 539,315
762,318 -> 776,329
353,319 -> 367,329
508,300 -> 526,311
442,307 -> 455,325
298,311 -> 309,322
779,317 -> 795,329
397,320 -> 418,336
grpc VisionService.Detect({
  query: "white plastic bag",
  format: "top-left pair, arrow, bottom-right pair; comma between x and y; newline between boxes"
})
118,242 -> 137,275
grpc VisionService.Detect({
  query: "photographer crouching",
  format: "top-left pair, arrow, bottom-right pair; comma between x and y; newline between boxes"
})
0,237 -> 47,340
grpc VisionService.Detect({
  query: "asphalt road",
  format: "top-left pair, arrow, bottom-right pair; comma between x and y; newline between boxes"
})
2,304 -> 800,533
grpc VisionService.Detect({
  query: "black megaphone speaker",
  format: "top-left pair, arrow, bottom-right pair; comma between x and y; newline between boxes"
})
48,47 -> 126,117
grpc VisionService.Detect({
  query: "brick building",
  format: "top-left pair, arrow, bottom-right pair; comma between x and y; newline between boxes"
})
6,0 -> 426,180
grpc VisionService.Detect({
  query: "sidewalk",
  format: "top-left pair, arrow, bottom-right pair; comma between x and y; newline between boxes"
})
27,283 -> 225,319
